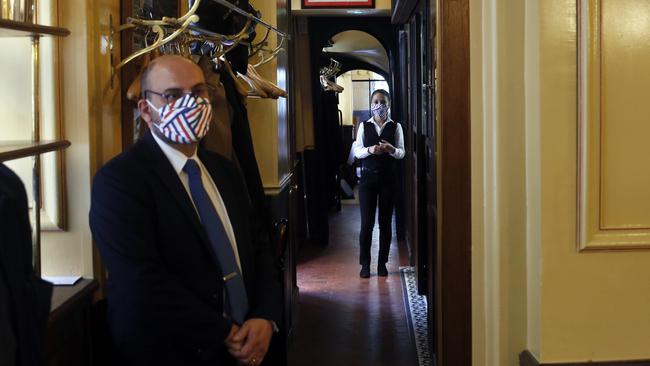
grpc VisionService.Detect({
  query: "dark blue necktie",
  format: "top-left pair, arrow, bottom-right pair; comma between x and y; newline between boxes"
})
183,159 -> 249,324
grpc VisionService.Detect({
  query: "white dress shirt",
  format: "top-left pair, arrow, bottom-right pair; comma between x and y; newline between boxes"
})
152,132 -> 242,270
352,118 -> 406,160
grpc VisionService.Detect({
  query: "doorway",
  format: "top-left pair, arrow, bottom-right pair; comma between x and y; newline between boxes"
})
288,15 -> 423,366
288,0 -> 473,362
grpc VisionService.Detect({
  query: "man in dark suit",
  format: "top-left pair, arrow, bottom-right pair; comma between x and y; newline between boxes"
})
89,55 -> 281,366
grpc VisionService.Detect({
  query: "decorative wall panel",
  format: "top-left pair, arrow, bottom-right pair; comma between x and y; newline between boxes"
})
578,0 -> 650,250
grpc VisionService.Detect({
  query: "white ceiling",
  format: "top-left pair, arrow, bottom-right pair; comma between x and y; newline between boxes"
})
322,30 -> 389,73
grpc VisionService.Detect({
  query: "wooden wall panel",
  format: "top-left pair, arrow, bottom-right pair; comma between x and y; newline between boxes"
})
438,0 -> 472,364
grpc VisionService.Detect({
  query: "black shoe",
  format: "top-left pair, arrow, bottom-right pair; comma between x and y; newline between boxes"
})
360,265 -> 370,278
377,263 -> 388,277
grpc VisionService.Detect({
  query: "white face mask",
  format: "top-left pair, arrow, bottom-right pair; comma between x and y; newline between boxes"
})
371,103 -> 389,120
147,94 -> 212,144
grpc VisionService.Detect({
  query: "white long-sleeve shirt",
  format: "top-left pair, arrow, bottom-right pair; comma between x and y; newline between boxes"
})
352,118 -> 405,160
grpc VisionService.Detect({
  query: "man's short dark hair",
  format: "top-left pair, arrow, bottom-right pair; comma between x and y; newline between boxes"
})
371,89 -> 391,103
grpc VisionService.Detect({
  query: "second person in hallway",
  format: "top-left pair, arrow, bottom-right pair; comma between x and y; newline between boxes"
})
352,89 -> 405,278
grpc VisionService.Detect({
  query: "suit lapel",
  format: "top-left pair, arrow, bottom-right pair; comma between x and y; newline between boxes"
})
136,134 -> 251,287
137,133 -> 213,254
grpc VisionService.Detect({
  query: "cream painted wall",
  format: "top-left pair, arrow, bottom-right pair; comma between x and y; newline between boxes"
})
247,0 -> 280,188
470,0 -> 528,365
473,0 -> 650,364
538,0 -> 650,361
0,0 -> 61,220
336,72 -> 354,125
0,0 -> 103,278
38,0 -> 93,277
40,0 -> 121,278
0,39 -> 36,192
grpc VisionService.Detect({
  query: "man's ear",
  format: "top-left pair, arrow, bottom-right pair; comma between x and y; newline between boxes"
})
137,99 -> 154,124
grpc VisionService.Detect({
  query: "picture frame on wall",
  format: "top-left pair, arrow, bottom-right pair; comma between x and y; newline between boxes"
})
301,0 -> 375,9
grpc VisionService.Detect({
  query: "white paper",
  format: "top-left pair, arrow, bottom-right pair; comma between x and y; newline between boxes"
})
42,276 -> 82,286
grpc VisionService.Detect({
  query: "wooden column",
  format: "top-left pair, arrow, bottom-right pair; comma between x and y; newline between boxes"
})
437,0 -> 471,364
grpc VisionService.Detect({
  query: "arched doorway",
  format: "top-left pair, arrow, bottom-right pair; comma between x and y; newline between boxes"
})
299,24 -> 407,250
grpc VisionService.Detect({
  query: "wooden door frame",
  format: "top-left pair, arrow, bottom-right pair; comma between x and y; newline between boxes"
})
393,0 -> 471,363
436,0 -> 471,365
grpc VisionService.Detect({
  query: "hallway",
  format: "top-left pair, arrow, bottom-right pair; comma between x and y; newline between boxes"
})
288,203 -> 417,366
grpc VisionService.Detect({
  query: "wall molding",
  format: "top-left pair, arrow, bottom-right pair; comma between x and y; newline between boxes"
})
576,0 -> 650,251
520,350 -> 650,366
264,173 -> 293,196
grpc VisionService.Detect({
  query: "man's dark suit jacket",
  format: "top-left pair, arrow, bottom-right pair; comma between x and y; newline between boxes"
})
89,133 -> 282,365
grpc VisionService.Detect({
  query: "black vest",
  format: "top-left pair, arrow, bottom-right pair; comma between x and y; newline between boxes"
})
362,121 -> 397,172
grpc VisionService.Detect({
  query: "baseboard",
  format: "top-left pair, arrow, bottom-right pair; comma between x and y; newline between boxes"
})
519,351 -> 538,366
520,350 -> 650,366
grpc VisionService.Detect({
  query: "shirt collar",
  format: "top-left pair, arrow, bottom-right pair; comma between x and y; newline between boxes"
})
151,132 -> 198,175
366,117 -> 394,127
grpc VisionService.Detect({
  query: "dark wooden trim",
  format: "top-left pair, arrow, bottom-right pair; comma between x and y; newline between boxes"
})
0,140 -> 70,162
47,279 -> 97,366
520,350 -> 650,366
391,0 -> 418,24
437,0 -> 472,365
119,0 -> 136,149
0,19 -> 70,37
520,350 -> 540,366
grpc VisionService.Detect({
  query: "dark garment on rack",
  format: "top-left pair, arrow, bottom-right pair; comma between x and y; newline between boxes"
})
198,57 -> 235,159
192,0 -> 251,35
322,91 -> 344,205
192,0 -> 256,74
218,67 -> 273,235
304,90 -> 344,245
197,56 -> 272,237
0,163 -> 52,366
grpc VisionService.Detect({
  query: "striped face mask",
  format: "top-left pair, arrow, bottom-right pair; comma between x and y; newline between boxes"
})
147,95 -> 212,144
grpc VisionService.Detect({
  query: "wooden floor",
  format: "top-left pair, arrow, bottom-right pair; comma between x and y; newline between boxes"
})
287,203 -> 417,366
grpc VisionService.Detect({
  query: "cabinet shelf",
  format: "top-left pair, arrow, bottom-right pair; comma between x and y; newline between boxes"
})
0,140 -> 71,162
0,19 -> 70,37
49,279 -> 97,324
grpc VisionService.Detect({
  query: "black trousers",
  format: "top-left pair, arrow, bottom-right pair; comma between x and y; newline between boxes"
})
358,169 -> 396,266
